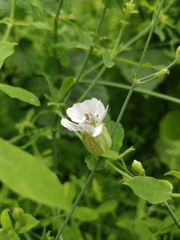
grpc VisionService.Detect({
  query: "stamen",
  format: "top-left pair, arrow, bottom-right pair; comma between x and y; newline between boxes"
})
85,113 -> 90,121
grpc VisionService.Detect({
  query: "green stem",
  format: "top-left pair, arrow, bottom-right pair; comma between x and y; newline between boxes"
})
3,0 -> 16,41
54,0 -> 64,44
136,0 -> 165,78
106,161 -> 132,179
110,83 -> 136,138
77,65 -> 106,103
111,22 -> 125,58
81,80 -> 180,104
54,157 -> 102,240
64,7 -> 107,104
52,131 -> 58,172
163,201 -> 180,230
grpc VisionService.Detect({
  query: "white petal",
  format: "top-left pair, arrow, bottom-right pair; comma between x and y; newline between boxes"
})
66,104 -> 86,123
61,118 -> 84,131
80,123 -> 103,137
80,98 -> 98,116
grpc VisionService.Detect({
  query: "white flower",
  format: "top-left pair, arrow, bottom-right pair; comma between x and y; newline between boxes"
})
61,98 -> 108,137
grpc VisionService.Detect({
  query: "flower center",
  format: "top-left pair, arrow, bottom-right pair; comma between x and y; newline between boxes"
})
84,113 -> 97,126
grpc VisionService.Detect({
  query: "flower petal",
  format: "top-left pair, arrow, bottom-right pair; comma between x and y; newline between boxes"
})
80,98 -> 98,116
80,123 -> 103,137
66,104 -> 86,123
61,118 -> 84,132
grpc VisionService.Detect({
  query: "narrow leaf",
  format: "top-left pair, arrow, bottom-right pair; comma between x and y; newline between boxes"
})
0,138 -> 67,209
165,170 -> 180,179
124,176 -> 171,204
102,48 -> 114,68
0,41 -> 17,68
0,84 -> 40,106
58,76 -> 74,101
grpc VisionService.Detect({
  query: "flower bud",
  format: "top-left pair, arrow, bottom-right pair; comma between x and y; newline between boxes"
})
0,209 -> 13,232
132,160 -> 145,176
13,206 -> 26,226
82,126 -> 112,156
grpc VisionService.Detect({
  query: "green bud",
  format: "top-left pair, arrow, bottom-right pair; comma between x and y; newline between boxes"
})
0,209 -> 13,232
82,126 -> 112,156
132,160 -> 145,176
153,68 -> 169,79
13,206 -> 26,226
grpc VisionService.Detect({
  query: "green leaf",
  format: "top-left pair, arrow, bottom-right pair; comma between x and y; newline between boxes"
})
102,48 -> 114,68
0,138 -> 67,209
0,84 -> 40,106
31,22 -> 52,30
165,170 -> 180,179
102,150 -> 118,158
85,155 -> 106,171
134,221 -> 156,240
0,41 -> 17,68
102,0 -> 123,10
108,121 -> 124,152
95,200 -> 118,214
15,214 -> 39,233
159,110 -> 180,140
124,176 -> 171,204
73,206 -> 99,221
58,76 -> 74,101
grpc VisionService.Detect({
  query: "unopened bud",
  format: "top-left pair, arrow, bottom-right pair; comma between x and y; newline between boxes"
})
0,209 -> 13,232
82,126 -> 112,156
13,206 -> 26,226
132,160 -> 145,176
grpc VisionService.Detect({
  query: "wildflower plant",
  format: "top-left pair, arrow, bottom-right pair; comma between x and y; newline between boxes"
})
0,0 -> 180,239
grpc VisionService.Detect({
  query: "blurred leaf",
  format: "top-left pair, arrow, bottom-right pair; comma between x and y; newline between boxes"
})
159,110 -> 180,140
102,48 -> 114,68
21,127 -> 49,149
108,121 -> 124,152
31,22 -> 52,30
165,170 -> 180,179
13,38 -> 36,75
85,155 -> 106,171
102,0 -> 123,10
134,221 -> 156,240
15,214 -> 39,233
124,176 -> 171,204
0,138 -> 67,209
95,200 -> 118,214
0,41 -> 17,68
0,84 -> 40,106
73,206 -> 99,221
58,76 -> 74,101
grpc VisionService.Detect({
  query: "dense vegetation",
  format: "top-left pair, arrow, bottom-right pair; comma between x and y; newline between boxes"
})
0,0 -> 180,239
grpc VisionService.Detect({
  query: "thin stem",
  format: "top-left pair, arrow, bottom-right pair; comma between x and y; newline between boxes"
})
163,202 -> 180,229
54,157 -> 102,240
64,7 -> 107,104
136,0 -> 165,78
111,22 -> 125,58
52,131 -> 58,172
110,83 -> 136,138
54,0 -> 64,44
106,161 -> 132,179
81,80 -> 180,104
77,65 -> 106,103
3,0 -> 16,41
